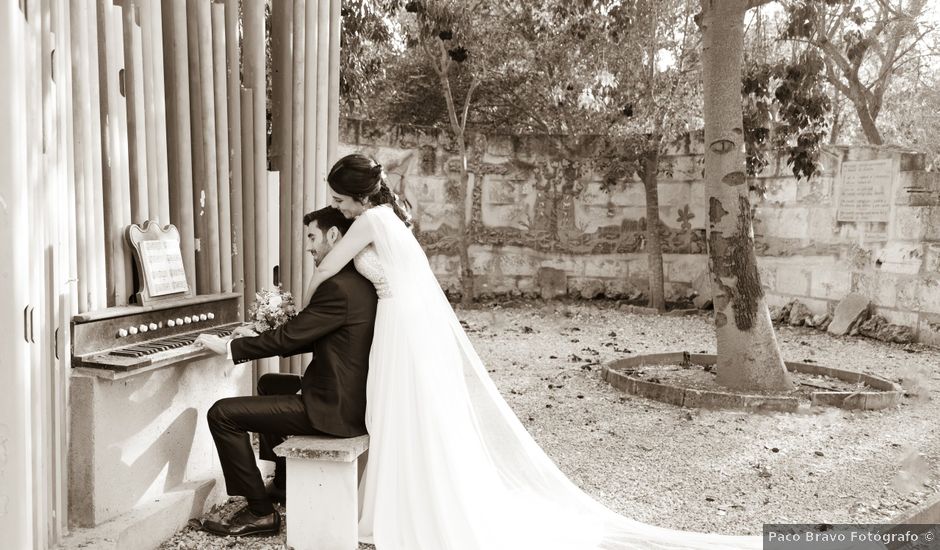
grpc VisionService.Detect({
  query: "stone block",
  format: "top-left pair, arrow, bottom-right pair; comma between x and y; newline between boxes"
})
810,269 -> 852,300
874,243 -> 924,275
852,272 -> 874,297
827,293 -> 871,336
485,248 -> 540,277
482,191 -> 536,230
575,204 -> 646,234
667,155 -> 702,182
893,206 -> 928,240
690,183 -> 706,210
917,278 -> 940,314
542,255 -> 581,275
485,135 -> 514,157
583,256 -> 630,279
666,255 -> 705,284
900,151 -> 926,172
924,244 -> 940,274
275,435 -> 370,462
925,207 -> 940,241
275,436 -> 368,550
59,480 -> 216,550
795,175 -> 834,203
537,267 -> 567,300
470,249 -> 495,273
657,183 -> 691,207
627,255 -> 649,275
764,292 -> 794,309
759,207 -> 810,239
896,278 -> 922,311
917,314 -> 940,346
516,276 -> 537,293
606,182 -> 647,207
873,273 -> 898,308
428,254 -> 460,277
775,266 -> 810,295
474,274 -> 513,297
808,208 -> 837,240
69,357 -> 251,528
756,261 -> 777,291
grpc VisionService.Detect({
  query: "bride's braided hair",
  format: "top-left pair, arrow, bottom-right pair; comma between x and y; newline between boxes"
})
327,154 -> 412,227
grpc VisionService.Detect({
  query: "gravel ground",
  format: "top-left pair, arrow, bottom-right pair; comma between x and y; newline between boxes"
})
159,301 -> 940,549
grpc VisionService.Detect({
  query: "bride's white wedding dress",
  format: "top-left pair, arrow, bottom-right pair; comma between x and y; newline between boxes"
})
330,205 -> 760,550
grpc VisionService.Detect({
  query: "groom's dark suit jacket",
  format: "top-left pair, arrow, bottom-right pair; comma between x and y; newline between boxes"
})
230,263 -> 377,437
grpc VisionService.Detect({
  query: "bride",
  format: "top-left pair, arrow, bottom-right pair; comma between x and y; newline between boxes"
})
306,153 -> 760,550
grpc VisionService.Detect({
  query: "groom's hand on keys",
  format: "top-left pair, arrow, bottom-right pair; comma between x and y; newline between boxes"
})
232,325 -> 259,338
195,334 -> 228,355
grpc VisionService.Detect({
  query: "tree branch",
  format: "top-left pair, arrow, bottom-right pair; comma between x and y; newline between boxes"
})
746,0 -> 775,9
460,78 -> 481,132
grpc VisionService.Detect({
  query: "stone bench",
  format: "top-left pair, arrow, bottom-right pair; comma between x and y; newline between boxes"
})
273,434 -> 370,550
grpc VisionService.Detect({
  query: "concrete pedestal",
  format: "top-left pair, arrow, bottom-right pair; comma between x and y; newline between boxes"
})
67,355 -> 251,547
275,435 -> 369,550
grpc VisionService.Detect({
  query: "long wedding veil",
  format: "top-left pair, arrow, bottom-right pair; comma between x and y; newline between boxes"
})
359,205 -> 762,550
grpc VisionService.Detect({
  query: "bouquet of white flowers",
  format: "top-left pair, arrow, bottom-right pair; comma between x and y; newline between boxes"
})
246,285 -> 298,333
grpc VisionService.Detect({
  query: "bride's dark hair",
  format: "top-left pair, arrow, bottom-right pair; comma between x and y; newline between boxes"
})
327,154 -> 412,226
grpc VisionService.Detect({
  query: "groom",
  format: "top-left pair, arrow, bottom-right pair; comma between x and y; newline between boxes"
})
195,206 -> 378,537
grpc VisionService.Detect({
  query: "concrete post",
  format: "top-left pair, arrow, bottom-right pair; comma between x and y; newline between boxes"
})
0,2 -> 34,547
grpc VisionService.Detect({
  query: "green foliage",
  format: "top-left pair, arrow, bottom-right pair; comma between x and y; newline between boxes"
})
777,0 -> 935,145
743,50 -> 832,183
340,0 -> 405,113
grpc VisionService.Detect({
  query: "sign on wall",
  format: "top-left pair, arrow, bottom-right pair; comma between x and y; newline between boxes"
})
836,159 -> 894,222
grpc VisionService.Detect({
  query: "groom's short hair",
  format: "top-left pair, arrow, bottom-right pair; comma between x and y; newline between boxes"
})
303,206 -> 354,235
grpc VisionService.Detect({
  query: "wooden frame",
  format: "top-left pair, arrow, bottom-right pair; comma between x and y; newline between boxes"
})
125,220 -> 193,305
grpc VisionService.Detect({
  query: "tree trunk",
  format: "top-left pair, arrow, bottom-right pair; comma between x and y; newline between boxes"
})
641,150 -> 666,312
456,142 -> 474,306
700,0 -> 791,391
856,102 -> 883,145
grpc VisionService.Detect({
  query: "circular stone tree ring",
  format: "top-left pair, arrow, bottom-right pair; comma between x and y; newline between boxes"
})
602,352 -> 902,412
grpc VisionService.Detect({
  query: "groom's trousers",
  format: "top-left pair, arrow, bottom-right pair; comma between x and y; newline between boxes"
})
207,373 -> 326,501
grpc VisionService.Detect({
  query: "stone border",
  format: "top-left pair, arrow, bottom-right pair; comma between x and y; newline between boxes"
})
890,490 -> 940,524
602,352 -> 902,412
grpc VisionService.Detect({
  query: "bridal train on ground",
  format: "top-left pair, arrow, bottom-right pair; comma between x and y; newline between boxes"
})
327,205 -> 760,550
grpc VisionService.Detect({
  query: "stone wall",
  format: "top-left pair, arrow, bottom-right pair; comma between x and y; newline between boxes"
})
338,118 -> 940,344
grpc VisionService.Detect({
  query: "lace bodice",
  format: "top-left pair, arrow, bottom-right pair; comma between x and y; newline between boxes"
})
354,245 -> 391,299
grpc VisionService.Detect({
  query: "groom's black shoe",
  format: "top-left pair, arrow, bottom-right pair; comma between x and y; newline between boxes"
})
201,506 -> 281,537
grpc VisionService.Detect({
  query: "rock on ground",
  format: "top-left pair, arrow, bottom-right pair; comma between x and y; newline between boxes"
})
828,293 -> 871,336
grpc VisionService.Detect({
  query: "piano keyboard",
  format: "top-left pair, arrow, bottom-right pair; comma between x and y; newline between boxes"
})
107,327 -> 234,358
71,293 -> 243,373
